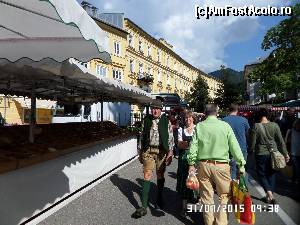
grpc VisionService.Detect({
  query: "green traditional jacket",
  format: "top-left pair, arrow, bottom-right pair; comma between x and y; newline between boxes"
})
142,114 -> 169,153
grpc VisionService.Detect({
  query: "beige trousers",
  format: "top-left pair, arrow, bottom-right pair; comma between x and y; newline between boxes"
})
197,161 -> 231,225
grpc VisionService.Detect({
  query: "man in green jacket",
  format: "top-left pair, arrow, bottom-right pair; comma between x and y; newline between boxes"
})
187,104 -> 246,225
131,99 -> 174,219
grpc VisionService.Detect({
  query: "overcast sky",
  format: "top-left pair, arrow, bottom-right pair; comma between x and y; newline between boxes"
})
78,0 -> 295,73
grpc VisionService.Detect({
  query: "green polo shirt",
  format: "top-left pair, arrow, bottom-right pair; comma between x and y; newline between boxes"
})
187,116 -> 246,168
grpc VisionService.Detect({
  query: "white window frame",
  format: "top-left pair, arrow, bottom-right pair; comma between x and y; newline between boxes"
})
129,59 -> 134,73
139,63 -> 144,74
147,45 -> 151,57
128,34 -> 133,47
167,73 -> 170,85
139,40 -> 143,53
114,41 -> 121,56
148,67 -> 151,75
96,65 -> 106,77
157,70 -> 161,81
113,69 -> 122,81
157,50 -> 160,62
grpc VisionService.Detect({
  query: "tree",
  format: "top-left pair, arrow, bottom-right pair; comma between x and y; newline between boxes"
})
186,75 -> 211,112
249,3 -> 300,98
214,65 -> 245,110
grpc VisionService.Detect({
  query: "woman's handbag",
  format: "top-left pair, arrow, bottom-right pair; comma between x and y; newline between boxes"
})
258,123 -> 286,171
270,150 -> 287,170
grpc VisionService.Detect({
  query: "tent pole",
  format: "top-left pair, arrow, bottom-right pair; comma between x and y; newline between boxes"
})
3,95 -> 6,121
29,87 -> 36,143
100,100 -> 103,122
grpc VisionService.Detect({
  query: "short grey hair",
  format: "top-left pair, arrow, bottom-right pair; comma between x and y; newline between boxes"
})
205,104 -> 219,115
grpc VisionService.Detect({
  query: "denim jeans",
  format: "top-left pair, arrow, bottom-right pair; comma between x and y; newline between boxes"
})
255,154 -> 277,192
230,151 -> 248,184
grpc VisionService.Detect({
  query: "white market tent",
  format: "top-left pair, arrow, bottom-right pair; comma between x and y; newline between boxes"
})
0,0 -> 155,142
0,57 -> 153,104
0,0 -> 111,63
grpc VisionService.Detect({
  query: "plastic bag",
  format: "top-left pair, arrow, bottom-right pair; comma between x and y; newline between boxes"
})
231,175 -> 255,224
186,171 -> 200,190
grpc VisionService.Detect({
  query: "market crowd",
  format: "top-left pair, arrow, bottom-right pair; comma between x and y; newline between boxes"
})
131,100 -> 300,225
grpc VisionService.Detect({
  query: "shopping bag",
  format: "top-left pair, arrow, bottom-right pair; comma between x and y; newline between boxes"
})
186,171 -> 200,190
231,176 -> 255,225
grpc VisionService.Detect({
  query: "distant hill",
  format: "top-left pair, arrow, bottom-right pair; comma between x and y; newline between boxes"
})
209,68 -> 244,83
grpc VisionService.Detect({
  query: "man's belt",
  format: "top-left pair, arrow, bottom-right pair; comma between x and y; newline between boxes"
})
200,160 -> 228,164
149,145 -> 159,148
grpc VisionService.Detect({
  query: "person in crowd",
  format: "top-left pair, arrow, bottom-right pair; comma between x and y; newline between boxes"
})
132,99 -> 174,219
178,108 -> 187,128
223,104 -> 250,181
187,104 -> 246,225
169,111 -> 179,159
250,108 -> 290,204
278,107 -> 297,138
176,111 -> 196,218
0,112 -> 5,126
286,118 -> 300,185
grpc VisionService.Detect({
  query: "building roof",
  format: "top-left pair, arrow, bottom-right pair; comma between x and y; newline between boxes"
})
92,16 -> 128,36
125,19 -> 198,70
125,18 -> 221,83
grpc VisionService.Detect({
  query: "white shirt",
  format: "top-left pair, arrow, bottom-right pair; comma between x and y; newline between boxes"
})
178,125 -> 195,142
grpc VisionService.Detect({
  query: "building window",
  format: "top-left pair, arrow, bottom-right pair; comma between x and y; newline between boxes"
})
139,63 -> 143,74
128,34 -> 133,47
167,73 -> 170,85
147,45 -> 151,57
157,70 -> 161,81
147,67 -> 153,76
130,59 -> 134,73
174,79 -> 177,88
174,62 -> 177,71
113,69 -> 122,81
114,41 -> 121,56
96,65 -> 107,77
166,56 -> 169,67
157,50 -> 160,62
139,40 -> 143,53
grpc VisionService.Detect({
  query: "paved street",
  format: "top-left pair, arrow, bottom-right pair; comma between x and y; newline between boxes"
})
38,155 -> 300,225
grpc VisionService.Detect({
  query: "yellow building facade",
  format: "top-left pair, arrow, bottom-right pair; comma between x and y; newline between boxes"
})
88,19 -> 128,84
0,95 -> 54,125
202,74 -> 222,99
124,18 -> 198,99
88,15 -> 222,113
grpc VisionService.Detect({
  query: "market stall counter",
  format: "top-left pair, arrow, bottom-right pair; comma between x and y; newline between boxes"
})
0,122 -> 138,225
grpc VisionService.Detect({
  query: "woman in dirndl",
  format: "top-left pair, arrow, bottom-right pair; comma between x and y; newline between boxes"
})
176,111 -> 196,218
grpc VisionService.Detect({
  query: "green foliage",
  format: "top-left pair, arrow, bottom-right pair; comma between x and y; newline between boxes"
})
249,3 -> 300,98
214,65 -> 246,110
186,75 -> 211,112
